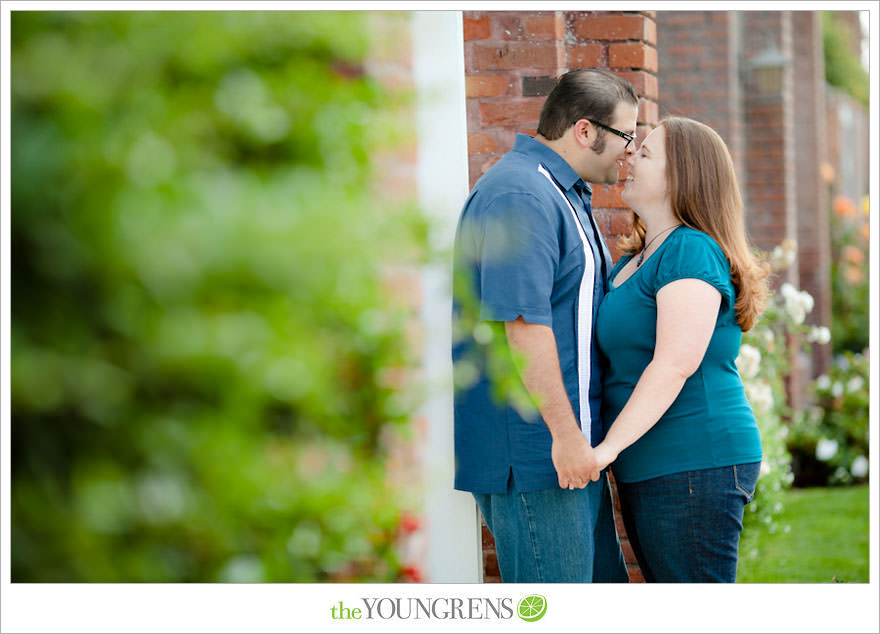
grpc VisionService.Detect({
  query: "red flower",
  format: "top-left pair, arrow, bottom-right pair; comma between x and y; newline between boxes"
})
401,565 -> 423,583
398,512 -> 421,535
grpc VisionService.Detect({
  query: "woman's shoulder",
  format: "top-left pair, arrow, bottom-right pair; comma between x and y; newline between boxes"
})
668,227 -> 727,259
670,226 -> 720,246
651,225 -> 733,288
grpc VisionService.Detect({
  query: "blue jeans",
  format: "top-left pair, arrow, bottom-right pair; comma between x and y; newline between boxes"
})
473,472 -> 629,583
616,462 -> 761,583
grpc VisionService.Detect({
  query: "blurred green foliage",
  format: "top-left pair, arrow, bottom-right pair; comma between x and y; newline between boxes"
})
789,350 -> 869,487
12,11 -> 427,581
738,290 -> 796,537
822,11 -> 868,106
785,191 -> 871,489
828,195 -> 870,355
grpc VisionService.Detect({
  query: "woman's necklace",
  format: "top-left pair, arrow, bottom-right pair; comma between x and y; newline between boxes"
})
637,223 -> 681,267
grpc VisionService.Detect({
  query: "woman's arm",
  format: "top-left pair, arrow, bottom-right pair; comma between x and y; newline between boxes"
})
593,278 -> 722,470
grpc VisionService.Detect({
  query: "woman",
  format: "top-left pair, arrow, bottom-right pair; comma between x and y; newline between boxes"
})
594,116 -> 770,582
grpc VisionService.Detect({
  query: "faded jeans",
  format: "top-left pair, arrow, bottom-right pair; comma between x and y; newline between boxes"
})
473,472 -> 629,583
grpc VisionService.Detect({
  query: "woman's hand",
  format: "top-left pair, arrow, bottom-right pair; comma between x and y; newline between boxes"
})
592,442 -> 619,472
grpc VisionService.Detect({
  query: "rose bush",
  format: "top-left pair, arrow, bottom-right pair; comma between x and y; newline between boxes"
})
737,239 -> 831,541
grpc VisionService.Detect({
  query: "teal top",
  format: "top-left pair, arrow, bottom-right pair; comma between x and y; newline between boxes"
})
595,227 -> 762,483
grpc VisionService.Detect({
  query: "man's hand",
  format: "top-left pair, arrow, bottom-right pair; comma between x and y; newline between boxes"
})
551,427 -> 601,489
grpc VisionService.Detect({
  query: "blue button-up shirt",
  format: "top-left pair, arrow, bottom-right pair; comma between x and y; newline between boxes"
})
452,134 -> 614,493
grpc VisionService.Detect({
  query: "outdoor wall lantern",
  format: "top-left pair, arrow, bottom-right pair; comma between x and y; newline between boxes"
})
750,44 -> 790,94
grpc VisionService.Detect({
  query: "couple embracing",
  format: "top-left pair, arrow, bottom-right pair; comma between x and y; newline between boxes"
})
452,69 -> 769,583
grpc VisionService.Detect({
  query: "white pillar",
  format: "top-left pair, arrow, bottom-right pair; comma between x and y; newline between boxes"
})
412,10 -> 482,583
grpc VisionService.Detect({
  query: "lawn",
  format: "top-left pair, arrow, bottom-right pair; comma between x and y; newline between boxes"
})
737,484 -> 869,582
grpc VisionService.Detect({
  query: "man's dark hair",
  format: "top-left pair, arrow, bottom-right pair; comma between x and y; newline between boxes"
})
537,68 -> 638,145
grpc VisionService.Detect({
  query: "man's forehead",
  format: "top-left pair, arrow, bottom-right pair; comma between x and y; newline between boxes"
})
610,102 -> 639,132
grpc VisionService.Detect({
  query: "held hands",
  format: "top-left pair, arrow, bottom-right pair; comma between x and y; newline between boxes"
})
551,428 -> 601,490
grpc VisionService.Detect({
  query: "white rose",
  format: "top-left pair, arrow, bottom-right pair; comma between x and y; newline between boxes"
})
780,284 -> 814,324
736,344 -> 762,379
831,382 -> 844,398
847,376 -> 864,393
801,290 -> 815,314
815,438 -> 838,461
851,455 -> 869,478
745,380 -> 774,414
807,326 -> 831,345
816,375 -> 831,391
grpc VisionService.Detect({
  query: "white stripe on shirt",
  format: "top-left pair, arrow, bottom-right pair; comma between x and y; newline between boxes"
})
537,164 -> 595,441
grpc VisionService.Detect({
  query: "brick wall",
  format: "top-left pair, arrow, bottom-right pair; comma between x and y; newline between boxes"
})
463,10 -> 658,258
463,9 -> 658,583
657,10 -> 842,404
656,12 -> 746,194
792,11 -> 832,376
741,12 -> 799,270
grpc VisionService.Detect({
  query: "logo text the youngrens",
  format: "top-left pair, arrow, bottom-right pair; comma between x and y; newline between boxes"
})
330,597 -> 514,620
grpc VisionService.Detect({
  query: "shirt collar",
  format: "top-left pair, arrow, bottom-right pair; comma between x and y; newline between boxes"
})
512,133 -> 591,195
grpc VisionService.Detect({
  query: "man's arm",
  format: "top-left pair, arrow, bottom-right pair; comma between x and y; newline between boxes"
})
505,316 -> 600,488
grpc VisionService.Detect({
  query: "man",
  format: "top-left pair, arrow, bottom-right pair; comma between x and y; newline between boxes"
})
452,68 -> 638,582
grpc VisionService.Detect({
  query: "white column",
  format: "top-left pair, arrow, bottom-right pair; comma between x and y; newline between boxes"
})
412,10 -> 482,583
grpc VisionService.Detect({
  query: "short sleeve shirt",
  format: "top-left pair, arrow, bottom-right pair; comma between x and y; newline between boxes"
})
452,134 -> 614,494
595,227 -> 763,483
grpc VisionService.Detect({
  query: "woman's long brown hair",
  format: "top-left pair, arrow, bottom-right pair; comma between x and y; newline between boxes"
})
618,116 -> 769,331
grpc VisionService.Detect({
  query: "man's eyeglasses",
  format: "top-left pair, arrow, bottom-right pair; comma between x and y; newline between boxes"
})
588,119 -> 634,149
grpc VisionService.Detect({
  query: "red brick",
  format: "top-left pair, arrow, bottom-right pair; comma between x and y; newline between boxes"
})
468,154 -> 484,188
592,184 -> 626,208
574,14 -> 656,45
473,43 -> 560,71
638,99 -> 659,125
628,566 -> 646,583
608,242 -> 624,263
523,14 -> 564,41
615,70 -> 658,100
468,133 -> 498,154
620,538 -> 637,563
463,16 -> 491,41
609,209 -> 634,235
491,14 -> 526,41
609,43 -> 658,72
666,44 -> 705,57
568,44 -> 604,68
466,75 -> 513,98
662,12 -> 706,27
481,522 -> 494,547
484,554 -> 500,578
698,59 -> 729,71
479,99 -> 544,127
592,208 -> 612,234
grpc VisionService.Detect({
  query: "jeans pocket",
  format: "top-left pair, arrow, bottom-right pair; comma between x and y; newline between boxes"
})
733,462 -> 761,504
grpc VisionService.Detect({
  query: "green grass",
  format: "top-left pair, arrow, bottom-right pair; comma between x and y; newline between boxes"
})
737,485 -> 869,582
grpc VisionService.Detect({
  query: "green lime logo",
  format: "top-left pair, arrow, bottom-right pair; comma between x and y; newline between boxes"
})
517,594 -> 547,622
